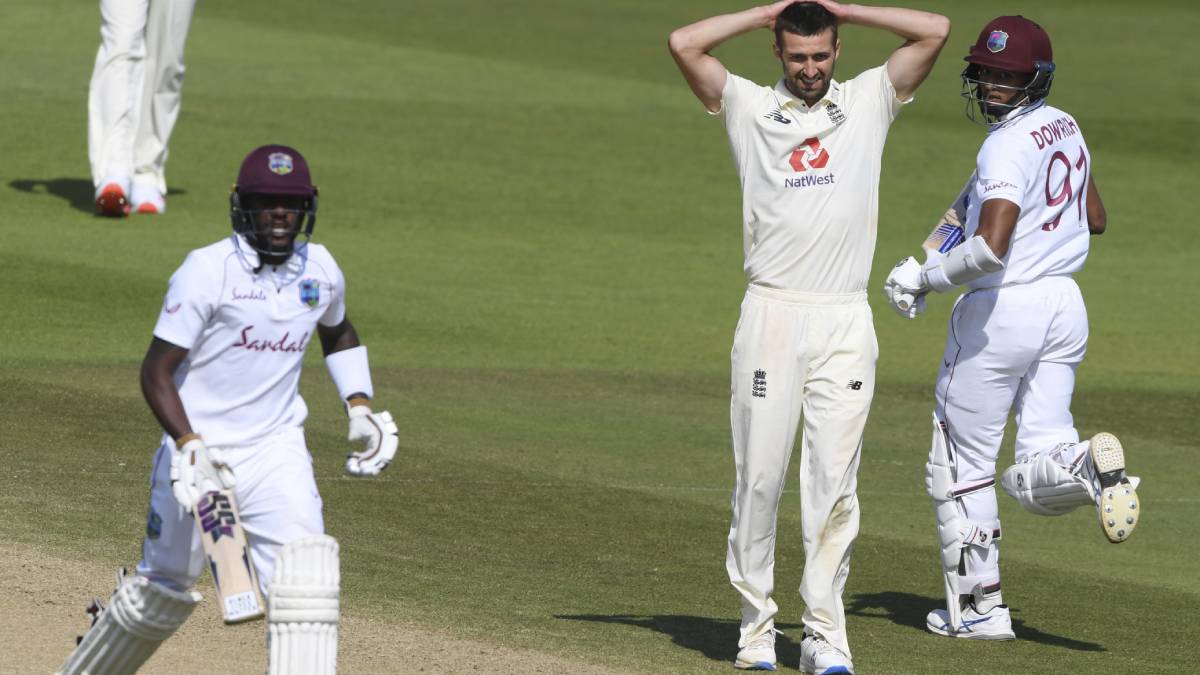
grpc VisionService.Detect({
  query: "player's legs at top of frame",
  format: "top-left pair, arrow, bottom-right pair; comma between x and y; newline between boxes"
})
90,0 -> 197,216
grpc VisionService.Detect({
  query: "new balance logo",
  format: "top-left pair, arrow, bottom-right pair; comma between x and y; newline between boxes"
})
847,380 -> 863,390
752,370 -> 767,398
764,109 -> 791,124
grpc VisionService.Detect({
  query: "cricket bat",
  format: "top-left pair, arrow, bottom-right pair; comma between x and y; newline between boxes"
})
897,182 -> 971,312
194,489 -> 265,623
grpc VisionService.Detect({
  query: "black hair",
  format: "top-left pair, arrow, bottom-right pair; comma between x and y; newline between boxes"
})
775,3 -> 839,46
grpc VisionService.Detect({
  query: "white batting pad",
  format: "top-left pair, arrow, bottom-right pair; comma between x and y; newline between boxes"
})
268,535 -> 340,675
58,573 -> 200,675
925,414 -> 1002,634
1001,450 -> 1093,516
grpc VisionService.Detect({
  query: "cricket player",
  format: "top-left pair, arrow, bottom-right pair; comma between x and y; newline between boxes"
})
91,0 -> 197,216
59,144 -> 399,674
668,1 -> 948,671
883,16 -> 1142,640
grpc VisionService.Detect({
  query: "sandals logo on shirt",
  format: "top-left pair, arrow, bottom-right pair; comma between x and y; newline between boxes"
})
299,279 -> 320,307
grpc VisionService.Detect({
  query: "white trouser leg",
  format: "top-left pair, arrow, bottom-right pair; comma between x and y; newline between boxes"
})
133,0 -> 196,194
1003,364 -> 1094,515
1002,282 -> 1092,514
934,291 -> 1030,596
1013,362 -> 1084,463
89,0 -> 150,186
727,290 -> 805,647
138,427 -> 325,596
137,441 -> 206,591
229,427 -> 326,594
726,286 -> 874,658
796,303 -> 874,659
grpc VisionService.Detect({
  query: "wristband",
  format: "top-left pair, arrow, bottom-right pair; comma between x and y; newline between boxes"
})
325,345 -> 374,401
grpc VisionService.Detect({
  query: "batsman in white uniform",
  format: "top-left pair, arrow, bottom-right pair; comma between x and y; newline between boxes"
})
669,1 -> 948,672
91,0 -> 197,216
59,145 -> 399,674
883,16 -> 1142,640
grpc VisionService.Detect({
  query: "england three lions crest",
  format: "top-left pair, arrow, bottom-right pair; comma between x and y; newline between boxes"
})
299,279 -> 320,307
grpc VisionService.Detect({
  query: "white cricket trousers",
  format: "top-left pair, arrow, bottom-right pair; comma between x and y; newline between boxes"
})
935,275 -> 1089,587
138,427 -> 325,595
88,0 -> 196,192
727,284 -> 877,658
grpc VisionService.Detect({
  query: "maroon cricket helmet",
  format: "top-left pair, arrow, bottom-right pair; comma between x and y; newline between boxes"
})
229,144 -> 318,267
234,144 -> 317,197
965,16 -> 1053,74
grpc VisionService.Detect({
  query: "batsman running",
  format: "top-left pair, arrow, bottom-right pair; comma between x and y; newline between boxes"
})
883,16 -> 1142,640
58,144 -> 399,674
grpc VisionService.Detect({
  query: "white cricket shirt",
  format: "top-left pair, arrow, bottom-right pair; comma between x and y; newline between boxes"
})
716,65 -> 908,293
964,101 -> 1092,289
153,236 -> 347,447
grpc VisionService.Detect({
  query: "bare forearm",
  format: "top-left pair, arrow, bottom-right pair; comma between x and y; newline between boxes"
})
1086,175 -> 1107,235
840,3 -> 950,42
141,367 -> 193,441
668,6 -> 773,57
140,338 -> 195,441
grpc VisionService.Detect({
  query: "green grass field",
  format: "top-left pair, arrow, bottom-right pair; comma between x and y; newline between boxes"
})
3,0 -> 1197,672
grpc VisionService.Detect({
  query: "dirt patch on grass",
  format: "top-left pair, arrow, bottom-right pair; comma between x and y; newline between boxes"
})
1,543 -> 627,674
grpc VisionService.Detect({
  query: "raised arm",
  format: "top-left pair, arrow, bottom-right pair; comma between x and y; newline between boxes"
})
668,1 -> 798,112
814,0 -> 949,101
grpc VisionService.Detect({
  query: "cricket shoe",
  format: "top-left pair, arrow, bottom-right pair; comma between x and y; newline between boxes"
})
734,628 -> 778,670
799,633 -> 853,674
94,176 -> 131,217
1088,432 -> 1140,543
926,602 -> 1014,640
131,181 -> 165,214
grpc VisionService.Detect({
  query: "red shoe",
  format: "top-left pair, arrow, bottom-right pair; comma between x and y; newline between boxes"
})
95,182 -> 131,217
131,181 -> 165,214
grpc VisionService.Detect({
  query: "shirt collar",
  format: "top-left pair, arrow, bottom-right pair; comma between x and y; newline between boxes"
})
773,77 -> 843,111
230,234 -> 308,279
989,99 -> 1047,131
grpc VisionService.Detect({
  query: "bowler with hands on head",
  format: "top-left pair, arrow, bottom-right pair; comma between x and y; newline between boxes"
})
669,0 -> 948,672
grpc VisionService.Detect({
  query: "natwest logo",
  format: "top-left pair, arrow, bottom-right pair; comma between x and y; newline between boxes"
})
788,137 -> 830,172
231,325 -> 310,353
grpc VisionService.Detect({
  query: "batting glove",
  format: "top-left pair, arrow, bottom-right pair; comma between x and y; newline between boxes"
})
345,401 -> 399,477
170,434 -> 236,512
883,256 -> 929,319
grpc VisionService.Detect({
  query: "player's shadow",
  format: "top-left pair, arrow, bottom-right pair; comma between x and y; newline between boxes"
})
555,614 -> 805,664
846,591 -> 1104,652
9,178 -> 187,214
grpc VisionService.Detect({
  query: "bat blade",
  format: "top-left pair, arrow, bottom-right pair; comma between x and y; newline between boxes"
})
194,490 -> 264,623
